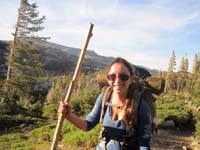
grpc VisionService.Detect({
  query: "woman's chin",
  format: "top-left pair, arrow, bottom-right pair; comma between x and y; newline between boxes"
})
113,88 -> 123,95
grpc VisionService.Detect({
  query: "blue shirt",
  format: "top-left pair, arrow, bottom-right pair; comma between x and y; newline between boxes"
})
85,92 -> 152,149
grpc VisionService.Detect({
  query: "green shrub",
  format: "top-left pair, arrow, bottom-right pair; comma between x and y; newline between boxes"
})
26,103 -> 43,117
0,133 -> 33,150
62,124 -> 101,148
30,122 -> 56,142
0,102 -> 21,115
42,103 -> 58,119
156,93 -> 192,125
11,141 -> 34,150
195,120 -> 200,139
0,114 -> 42,130
71,86 -> 100,115
61,121 -> 78,134
0,102 -> 11,114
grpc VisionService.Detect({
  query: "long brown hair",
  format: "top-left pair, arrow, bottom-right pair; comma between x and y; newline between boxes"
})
109,57 -> 136,128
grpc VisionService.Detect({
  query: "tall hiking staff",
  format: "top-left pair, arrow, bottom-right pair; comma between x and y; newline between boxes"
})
51,23 -> 94,150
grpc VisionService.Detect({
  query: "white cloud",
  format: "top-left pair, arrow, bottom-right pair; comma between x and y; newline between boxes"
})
30,0 -> 200,48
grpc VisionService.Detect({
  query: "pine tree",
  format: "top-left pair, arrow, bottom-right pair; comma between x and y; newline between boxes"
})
192,53 -> 200,74
189,53 -> 200,95
177,57 -> 188,91
165,50 -> 176,92
2,0 -> 48,106
184,58 -> 189,72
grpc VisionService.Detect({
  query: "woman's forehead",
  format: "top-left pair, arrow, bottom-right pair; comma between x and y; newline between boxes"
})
109,63 -> 130,73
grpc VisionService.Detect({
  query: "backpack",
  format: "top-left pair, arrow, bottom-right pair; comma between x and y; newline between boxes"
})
97,65 -> 165,133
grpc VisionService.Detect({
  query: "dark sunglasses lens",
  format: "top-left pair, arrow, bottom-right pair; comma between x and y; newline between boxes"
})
107,74 -> 116,81
119,74 -> 129,81
107,74 -> 129,81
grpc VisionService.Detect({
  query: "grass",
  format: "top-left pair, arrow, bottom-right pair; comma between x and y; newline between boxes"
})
0,119 -> 101,150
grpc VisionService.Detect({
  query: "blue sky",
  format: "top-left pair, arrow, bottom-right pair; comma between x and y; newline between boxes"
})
0,0 -> 200,71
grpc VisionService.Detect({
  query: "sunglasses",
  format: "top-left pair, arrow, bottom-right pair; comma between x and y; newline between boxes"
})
107,73 -> 130,82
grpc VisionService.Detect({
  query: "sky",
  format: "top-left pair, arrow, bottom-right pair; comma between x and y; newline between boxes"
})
0,0 -> 200,71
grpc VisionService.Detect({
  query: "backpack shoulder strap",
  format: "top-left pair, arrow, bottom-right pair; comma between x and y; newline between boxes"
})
99,86 -> 112,123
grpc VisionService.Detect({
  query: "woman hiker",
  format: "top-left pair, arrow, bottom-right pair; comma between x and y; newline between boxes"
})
59,57 -> 152,150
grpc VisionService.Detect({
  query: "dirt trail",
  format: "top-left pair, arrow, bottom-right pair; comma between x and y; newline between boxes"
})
151,128 -> 199,150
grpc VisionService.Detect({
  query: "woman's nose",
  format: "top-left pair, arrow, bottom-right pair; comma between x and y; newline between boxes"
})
114,75 -> 122,83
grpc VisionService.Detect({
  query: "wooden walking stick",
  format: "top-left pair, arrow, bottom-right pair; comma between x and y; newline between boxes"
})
51,23 -> 94,150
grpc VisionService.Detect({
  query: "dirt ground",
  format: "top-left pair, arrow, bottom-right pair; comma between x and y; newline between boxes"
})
151,128 -> 200,150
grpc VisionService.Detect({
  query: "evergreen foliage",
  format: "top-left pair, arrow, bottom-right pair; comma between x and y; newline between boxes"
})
176,57 -> 189,91
42,103 -> 58,120
46,73 -> 100,115
71,86 -> 100,115
46,74 -> 73,103
165,50 -> 176,91
192,53 -> 200,74
2,0 -> 48,109
195,121 -> 200,139
0,133 -> 30,150
62,123 -> 101,148
156,92 -> 192,128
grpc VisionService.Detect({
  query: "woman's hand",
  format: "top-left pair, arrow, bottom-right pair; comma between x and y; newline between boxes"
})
58,101 -> 73,118
58,101 -> 88,130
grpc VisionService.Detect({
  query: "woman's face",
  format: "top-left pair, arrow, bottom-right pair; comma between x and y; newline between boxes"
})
107,63 -> 132,97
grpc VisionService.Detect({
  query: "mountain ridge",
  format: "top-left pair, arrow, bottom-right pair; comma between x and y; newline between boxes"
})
38,40 -> 115,67
0,40 -> 157,78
